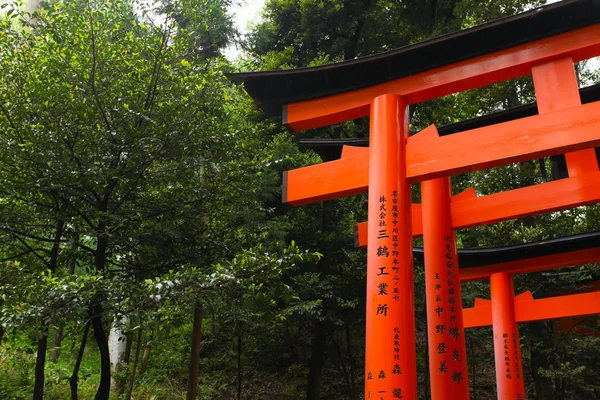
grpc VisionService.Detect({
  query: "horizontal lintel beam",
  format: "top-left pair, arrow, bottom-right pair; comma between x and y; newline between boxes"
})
463,291 -> 600,329
284,101 -> 600,206
286,25 -> 600,131
354,170 -> 600,247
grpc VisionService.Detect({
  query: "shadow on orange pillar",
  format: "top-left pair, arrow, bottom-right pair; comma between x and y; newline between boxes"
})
365,94 -> 416,400
490,273 -> 526,400
422,177 -> 470,399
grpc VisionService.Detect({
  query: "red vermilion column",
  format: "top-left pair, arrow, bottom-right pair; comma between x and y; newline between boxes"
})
422,177 -> 470,399
365,94 -> 416,400
490,273 -> 526,400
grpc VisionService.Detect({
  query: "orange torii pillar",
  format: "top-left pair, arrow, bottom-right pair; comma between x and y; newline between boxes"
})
422,178 -> 469,399
365,94 -> 416,400
490,273 -> 526,400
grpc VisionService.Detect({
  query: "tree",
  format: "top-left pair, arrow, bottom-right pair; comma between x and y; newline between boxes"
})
0,0 -> 289,397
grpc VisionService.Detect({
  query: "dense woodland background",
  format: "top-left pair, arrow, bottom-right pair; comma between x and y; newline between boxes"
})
0,0 -> 599,399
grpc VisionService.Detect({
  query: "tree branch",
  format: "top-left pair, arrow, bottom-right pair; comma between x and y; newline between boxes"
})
86,1 -> 113,134
0,248 -> 50,263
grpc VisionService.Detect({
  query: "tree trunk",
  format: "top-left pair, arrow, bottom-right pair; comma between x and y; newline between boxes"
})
529,322 -> 555,400
140,342 -> 152,376
91,303 -> 111,400
124,328 -> 143,400
237,320 -> 242,400
70,321 -> 91,400
186,301 -> 203,400
33,327 -> 49,400
331,334 -> 352,397
306,320 -> 327,400
50,237 -> 78,364
34,216 -> 65,399
93,228 -> 111,399
24,0 -> 42,25
124,331 -> 133,365
49,326 -> 63,363
211,309 -> 216,337
109,316 -> 129,395
345,324 -> 356,400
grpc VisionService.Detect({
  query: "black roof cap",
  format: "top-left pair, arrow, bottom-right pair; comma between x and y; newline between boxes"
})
228,0 -> 600,119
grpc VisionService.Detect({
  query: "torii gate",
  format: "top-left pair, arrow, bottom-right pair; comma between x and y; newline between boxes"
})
229,1 -> 600,398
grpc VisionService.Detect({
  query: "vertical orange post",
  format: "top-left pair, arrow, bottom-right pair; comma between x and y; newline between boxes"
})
422,177 -> 470,399
365,94 -> 416,400
532,57 -> 598,176
490,273 -> 526,400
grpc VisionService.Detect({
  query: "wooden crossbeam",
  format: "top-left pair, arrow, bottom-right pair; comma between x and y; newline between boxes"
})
353,170 -> 600,247
463,291 -> 600,328
284,100 -> 600,206
285,25 -> 600,131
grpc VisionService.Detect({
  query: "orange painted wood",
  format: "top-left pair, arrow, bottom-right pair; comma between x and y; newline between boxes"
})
532,57 -> 599,176
463,292 -> 530,329
490,273 -> 526,399
516,291 -> 600,323
459,248 -> 600,282
463,291 -> 600,329
355,205 -> 421,245
447,171 -> 600,229
365,94 -> 416,400
283,101 -> 600,205
463,299 -> 492,328
422,178 -> 469,398
407,101 -> 600,181
354,170 -> 600,247
286,25 -> 600,131
283,152 -> 368,205
341,144 -> 368,158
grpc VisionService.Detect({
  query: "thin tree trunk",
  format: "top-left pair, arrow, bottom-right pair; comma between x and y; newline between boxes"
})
211,309 -> 216,336
24,0 -> 42,25
331,334 -> 352,397
186,301 -> 203,400
124,331 -> 133,364
529,322 -> 554,399
33,327 -> 49,399
124,328 -> 143,400
49,327 -> 63,363
91,303 -> 111,400
345,323 -> 356,400
140,341 -> 152,376
237,320 -> 242,400
109,316 -> 129,395
34,216 -> 65,399
306,321 -> 327,400
51,240 -> 78,364
93,228 -> 111,399
468,336 -> 477,399
70,321 -> 91,400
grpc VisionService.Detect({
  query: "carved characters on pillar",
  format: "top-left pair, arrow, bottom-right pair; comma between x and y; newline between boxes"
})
502,332 -> 523,381
444,236 -> 464,383
367,191 -> 404,400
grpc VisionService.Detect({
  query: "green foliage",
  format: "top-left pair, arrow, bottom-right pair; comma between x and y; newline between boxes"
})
0,0 -> 599,399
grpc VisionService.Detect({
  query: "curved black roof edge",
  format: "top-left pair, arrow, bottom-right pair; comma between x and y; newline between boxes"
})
227,0 -> 600,119
412,230 -> 600,269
